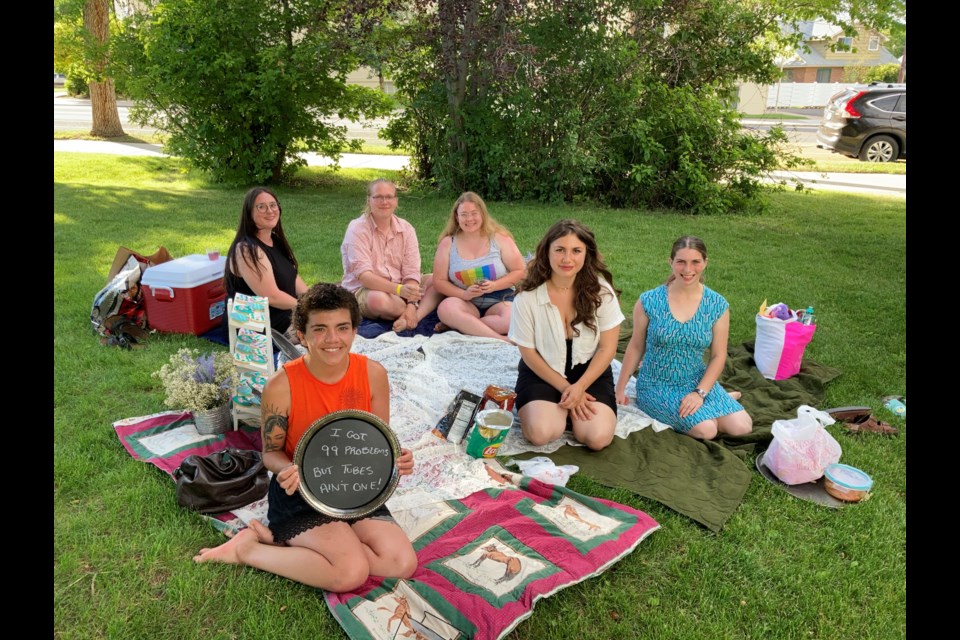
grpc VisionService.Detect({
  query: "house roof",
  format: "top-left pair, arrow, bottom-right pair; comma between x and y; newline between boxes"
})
778,19 -> 898,68
791,19 -> 844,40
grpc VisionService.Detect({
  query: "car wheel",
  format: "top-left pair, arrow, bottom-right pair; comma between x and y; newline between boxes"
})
859,135 -> 899,163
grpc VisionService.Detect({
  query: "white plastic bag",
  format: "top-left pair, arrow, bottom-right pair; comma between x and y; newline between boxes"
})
514,456 -> 579,487
764,405 -> 841,485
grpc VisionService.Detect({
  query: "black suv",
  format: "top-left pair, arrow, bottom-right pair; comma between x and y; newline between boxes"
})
816,82 -> 906,162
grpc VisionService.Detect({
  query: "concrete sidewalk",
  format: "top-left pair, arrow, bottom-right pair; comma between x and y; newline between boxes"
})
53,139 -> 412,171
765,170 -> 905,196
54,139 -> 904,197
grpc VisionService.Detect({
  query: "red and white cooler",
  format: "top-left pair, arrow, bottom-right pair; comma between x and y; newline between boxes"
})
141,254 -> 227,335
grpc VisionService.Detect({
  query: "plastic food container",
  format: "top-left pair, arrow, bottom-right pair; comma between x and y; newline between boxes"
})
823,463 -> 874,502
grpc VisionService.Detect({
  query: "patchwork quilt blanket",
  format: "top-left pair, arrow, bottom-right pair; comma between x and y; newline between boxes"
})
114,333 -> 661,640
325,472 -> 658,640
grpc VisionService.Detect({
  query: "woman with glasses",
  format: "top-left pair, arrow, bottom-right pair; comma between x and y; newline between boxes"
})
340,178 -> 441,332
224,186 -> 309,335
430,192 -> 525,341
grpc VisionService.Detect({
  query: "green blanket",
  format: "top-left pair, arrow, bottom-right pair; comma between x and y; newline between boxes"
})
518,341 -> 841,533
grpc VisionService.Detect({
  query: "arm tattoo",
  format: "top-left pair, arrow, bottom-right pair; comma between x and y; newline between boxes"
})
262,402 -> 289,453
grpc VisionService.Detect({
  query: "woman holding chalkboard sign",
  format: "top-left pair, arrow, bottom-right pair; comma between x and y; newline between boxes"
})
194,284 -> 417,592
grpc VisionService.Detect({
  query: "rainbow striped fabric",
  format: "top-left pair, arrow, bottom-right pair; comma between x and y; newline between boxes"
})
454,264 -> 498,287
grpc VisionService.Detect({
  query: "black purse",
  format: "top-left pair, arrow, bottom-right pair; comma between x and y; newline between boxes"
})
173,448 -> 269,514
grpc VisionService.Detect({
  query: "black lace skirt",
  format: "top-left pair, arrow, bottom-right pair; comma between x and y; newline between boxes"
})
266,475 -> 393,544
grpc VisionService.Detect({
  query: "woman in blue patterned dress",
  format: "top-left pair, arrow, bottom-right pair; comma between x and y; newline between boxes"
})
615,236 -> 752,440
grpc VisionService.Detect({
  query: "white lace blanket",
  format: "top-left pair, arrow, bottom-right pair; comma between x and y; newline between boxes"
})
342,331 -> 672,513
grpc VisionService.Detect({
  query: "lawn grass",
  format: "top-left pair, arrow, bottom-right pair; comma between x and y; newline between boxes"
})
784,142 -> 906,175
54,130 -> 169,145
351,142 -> 411,156
54,153 -> 906,639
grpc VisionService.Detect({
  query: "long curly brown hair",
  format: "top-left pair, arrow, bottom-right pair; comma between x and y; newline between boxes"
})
516,219 -> 620,336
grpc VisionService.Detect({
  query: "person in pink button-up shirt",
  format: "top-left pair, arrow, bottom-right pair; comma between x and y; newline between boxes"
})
340,178 -> 441,332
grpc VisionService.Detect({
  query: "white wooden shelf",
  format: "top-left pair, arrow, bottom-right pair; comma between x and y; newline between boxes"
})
227,295 -> 274,430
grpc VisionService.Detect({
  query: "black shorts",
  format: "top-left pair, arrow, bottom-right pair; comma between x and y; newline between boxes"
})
266,475 -> 394,544
514,357 -> 618,419
470,288 -> 515,313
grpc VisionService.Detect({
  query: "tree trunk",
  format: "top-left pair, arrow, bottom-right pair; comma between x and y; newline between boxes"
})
89,79 -> 125,137
84,0 -> 125,137
271,145 -> 287,184
439,0 -> 475,190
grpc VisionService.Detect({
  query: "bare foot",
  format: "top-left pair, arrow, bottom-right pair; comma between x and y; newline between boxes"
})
248,519 -> 279,545
392,317 -> 409,333
193,527 -> 257,564
728,391 -> 742,401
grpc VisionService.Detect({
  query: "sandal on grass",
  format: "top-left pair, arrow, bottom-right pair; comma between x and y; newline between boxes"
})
825,406 -> 873,422
844,414 -> 898,436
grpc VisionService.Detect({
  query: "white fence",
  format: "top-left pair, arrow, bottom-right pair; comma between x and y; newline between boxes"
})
765,82 -> 856,109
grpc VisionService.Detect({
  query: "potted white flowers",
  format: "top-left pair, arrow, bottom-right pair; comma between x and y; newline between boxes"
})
153,348 -> 238,434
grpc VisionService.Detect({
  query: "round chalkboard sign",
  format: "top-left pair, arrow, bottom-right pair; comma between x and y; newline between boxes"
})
293,409 -> 401,519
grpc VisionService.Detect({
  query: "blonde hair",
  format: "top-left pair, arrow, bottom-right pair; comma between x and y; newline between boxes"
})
361,178 -> 398,217
438,191 -> 512,241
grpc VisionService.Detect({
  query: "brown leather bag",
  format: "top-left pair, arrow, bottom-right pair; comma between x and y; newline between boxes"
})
173,448 -> 268,514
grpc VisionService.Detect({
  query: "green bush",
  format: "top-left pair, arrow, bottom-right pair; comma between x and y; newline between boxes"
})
863,63 -> 902,84
65,64 -> 89,98
114,0 -> 396,185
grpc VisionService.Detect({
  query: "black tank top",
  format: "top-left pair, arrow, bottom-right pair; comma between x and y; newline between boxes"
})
225,237 -> 298,333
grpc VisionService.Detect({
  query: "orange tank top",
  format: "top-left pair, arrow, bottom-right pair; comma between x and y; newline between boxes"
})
282,353 -> 372,460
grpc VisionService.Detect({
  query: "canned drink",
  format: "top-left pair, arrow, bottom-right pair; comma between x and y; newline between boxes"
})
465,409 -> 513,458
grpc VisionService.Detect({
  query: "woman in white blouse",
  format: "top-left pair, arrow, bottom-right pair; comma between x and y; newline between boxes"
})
507,220 -> 624,450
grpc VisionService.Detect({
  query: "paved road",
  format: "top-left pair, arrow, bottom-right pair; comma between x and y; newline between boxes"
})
740,117 -> 818,146
54,94 -> 391,144
55,96 -> 903,197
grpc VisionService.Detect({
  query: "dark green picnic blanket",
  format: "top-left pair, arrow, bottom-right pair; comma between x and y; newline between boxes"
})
518,340 -> 841,533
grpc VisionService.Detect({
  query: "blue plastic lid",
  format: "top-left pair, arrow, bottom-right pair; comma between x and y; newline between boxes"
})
824,463 -> 873,491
